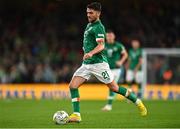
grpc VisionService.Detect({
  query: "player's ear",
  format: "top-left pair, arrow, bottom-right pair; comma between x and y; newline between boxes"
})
97,11 -> 101,17
113,33 -> 116,39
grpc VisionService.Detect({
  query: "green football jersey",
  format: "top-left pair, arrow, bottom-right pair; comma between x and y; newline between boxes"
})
83,20 -> 108,64
129,48 -> 142,70
105,42 -> 125,69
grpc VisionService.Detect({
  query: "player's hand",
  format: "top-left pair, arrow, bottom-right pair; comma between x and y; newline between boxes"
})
116,61 -> 123,67
83,53 -> 93,60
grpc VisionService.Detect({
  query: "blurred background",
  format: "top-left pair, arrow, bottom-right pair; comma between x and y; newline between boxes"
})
0,0 -> 179,100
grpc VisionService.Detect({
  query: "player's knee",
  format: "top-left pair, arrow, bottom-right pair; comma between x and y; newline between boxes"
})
69,78 -> 81,89
69,83 -> 77,89
127,81 -> 133,85
135,79 -> 142,84
109,87 -> 116,92
126,78 -> 133,83
69,80 -> 76,89
107,83 -> 119,92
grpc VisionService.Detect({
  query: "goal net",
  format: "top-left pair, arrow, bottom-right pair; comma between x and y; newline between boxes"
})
142,48 -> 180,99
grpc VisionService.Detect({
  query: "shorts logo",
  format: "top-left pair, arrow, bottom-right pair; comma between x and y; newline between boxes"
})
102,71 -> 110,80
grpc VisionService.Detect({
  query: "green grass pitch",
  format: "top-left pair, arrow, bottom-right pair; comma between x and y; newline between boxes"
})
0,99 -> 180,128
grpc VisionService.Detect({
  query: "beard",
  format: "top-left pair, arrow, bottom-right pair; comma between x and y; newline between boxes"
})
88,17 -> 97,23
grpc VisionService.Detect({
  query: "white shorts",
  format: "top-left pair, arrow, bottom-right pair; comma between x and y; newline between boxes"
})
126,69 -> 143,83
73,62 -> 114,84
111,69 -> 121,83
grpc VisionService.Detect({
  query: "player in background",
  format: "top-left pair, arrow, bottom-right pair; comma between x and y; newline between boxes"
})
126,39 -> 143,98
68,2 -> 147,123
102,30 -> 128,111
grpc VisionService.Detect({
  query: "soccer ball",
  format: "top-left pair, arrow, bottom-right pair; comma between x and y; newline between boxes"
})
53,111 -> 69,125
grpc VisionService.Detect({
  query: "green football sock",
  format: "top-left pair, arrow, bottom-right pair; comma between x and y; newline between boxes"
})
118,86 -> 137,103
70,88 -> 80,113
127,91 -> 137,103
107,89 -> 116,105
137,83 -> 142,98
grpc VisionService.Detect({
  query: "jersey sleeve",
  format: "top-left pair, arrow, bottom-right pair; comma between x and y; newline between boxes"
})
118,42 -> 126,53
94,26 -> 105,43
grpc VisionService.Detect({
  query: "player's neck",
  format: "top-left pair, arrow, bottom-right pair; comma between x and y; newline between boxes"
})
90,18 -> 100,24
107,42 -> 114,45
95,18 -> 100,22
133,48 -> 139,51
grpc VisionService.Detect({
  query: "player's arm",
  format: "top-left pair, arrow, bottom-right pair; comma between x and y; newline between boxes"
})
126,56 -> 131,70
83,40 -> 105,60
116,49 -> 128,67
83,27 -> 105,60
134,57 -> 142,73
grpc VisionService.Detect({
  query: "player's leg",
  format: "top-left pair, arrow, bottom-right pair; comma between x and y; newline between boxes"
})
135,71 -> 143,98
102,69 -> 120,111
126,69 -> 134,91
92,63 -> 147,116
102,90 -> 115,110
107,81 -> 147,116
68,76 -> 86,122
68,65 -> 91,122
107,81 -> 137,103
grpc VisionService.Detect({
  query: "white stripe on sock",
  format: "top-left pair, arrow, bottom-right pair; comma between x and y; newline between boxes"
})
125,90 -> 129,97
71,98 -> 79,102
108,96 -> 114,100
135,98 -> 141,105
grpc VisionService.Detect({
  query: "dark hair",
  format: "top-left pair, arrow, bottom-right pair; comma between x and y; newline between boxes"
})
106,29 -> 114,34
87,2 -> 101,12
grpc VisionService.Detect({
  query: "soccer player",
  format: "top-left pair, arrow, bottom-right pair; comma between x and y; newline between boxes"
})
126,39 -> 143,98
68,2 -> 147,123
102,30 -> 128,111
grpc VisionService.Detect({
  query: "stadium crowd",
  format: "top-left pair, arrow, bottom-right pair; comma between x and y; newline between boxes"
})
0,0 -> 179,83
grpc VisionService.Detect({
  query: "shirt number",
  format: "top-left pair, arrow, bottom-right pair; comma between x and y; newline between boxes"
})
102,71 -> 110,80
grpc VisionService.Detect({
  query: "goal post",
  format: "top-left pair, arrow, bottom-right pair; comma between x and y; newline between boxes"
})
142,48 -> 180,99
